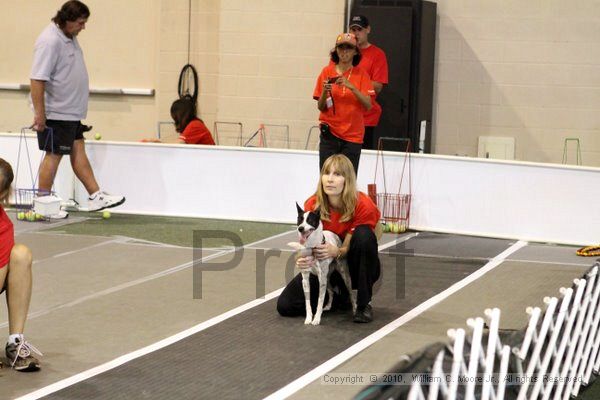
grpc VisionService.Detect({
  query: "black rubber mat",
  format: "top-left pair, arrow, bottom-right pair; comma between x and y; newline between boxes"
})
385,232 -> 515,259
45,235 -> 513,399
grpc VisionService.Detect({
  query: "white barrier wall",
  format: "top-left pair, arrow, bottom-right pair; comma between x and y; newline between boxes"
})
1,133 -> 599,245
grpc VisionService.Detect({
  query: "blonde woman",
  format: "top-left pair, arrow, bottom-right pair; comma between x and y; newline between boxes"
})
0,158 -> 42,371
277,154 -> 381,323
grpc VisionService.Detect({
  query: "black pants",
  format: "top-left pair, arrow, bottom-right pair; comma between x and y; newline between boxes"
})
319,124 -> 362,175
362,126 -> 375,150
277,225 -> 381,317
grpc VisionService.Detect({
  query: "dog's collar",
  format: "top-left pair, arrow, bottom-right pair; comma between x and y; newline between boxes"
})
306,235 -> 326,250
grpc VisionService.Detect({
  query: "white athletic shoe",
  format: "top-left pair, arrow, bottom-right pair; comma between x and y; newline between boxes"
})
51,210 -> 69,219
88,191 -> 125,212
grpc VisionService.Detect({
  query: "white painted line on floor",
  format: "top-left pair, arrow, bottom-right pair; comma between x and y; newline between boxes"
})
507,258 -> 593,267
3,230 -> 295,329
0,248 -> 229,329
32,239 -> 119,265
262,240 -> 528,400
15,287 -> 284,400
15,229 -> 416,399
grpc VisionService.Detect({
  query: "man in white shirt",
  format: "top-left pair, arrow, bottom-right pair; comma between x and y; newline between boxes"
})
30,1 -> 124,214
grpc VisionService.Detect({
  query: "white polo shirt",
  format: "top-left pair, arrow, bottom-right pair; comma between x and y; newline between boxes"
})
30,23 -> 89,121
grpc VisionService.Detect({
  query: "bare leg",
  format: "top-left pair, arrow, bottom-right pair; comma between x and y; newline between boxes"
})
6,244 -> 33,335
38,153 -> 63,193
70,139 -> 99,195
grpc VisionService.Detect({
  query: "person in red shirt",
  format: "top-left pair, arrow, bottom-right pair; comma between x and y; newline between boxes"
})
314,33 -> 375,175
143,96 -> 215,145
349,15 -> 389,150
0,158 -> 42,371
277,154 -> 381,323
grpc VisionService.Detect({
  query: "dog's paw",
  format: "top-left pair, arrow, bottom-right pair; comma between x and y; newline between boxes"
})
304,317 -> 312,325
323,303 -> 332,311
287,242 -> 304,251
311,317 -> 321,325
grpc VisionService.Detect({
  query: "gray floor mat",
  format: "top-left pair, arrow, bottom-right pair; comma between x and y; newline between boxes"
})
15,231 -> 111,260
292,261 -> 592,400
44,254 -> 488,400
508,243 -> 594,266
384,232 -> 514,259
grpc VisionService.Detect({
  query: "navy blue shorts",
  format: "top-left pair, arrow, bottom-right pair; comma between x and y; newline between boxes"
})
37,120 -> 85,155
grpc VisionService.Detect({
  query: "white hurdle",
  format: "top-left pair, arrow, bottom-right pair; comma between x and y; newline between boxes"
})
385,262 -> 600,400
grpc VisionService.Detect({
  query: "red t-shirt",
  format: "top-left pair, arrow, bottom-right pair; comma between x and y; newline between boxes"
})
359,44 -> 389,127
0,206 -> 15,268
179,119 -> 215,145
313,65 -> 375,144
304,192 -> 380,240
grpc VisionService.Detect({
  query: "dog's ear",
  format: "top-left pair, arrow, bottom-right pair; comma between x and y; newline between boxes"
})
296,202 -> 304,216
313,206 -> 321,218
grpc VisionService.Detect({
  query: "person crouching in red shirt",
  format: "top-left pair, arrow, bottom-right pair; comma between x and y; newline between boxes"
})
142,96 -> 215,145
277,154 -> 381,323
0,158 -> 42,371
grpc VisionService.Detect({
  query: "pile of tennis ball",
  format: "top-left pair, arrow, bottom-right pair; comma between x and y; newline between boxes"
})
17,211 -> 43,222
382,222 -> 407,234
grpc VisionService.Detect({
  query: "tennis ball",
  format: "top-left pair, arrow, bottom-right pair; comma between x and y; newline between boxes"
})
94,133 -> 102,140
26,211 -> 36,222
102,211 -> 111,219
35,213 -> 44,221
382,223 -> 390,233
17,212 -> 25,220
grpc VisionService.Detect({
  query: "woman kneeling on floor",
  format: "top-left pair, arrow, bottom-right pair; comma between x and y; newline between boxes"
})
277,154 -> 381,323
0,158 -> 42,371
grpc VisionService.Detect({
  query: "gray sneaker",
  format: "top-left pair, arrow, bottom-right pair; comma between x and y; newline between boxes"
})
88,191 -> 125,212
6,337 -> 42,371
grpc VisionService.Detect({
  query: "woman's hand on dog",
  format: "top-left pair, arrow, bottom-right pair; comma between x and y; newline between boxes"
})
296,255 -> 316,269
313,243 -> 339,260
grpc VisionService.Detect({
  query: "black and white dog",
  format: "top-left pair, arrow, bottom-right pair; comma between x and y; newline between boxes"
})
288,203 -> 356,325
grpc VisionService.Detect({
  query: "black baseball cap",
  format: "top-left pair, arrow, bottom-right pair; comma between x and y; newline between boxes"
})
349,15 -> 369,28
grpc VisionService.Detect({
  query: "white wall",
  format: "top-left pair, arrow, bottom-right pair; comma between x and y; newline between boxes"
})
2,133 -> 597,245
3,1 -> 598,165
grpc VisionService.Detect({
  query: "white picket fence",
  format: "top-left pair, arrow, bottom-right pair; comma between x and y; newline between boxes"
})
406,262 -> 600,400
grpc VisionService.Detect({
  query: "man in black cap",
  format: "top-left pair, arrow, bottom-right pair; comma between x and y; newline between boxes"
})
349,15 -> 389,150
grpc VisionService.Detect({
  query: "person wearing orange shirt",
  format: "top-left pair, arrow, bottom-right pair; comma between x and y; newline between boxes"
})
0,159 -> 42,371
349,15 -> 389,150
143,96 -> 215,145
314,33 -> 375,174
277,154 -> 381,323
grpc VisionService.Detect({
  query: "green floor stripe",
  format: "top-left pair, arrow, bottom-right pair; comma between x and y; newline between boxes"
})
43,212 -> 295,248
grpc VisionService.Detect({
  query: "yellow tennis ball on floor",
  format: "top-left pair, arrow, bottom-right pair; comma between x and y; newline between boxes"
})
35,213 -> 44,221
17,212 -> 25,220
94,133 -> 102,140
102,211 -> 111,219
26,211 -> 36,222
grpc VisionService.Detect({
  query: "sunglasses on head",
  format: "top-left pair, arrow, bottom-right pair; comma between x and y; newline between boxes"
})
337,44 -> 355,50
